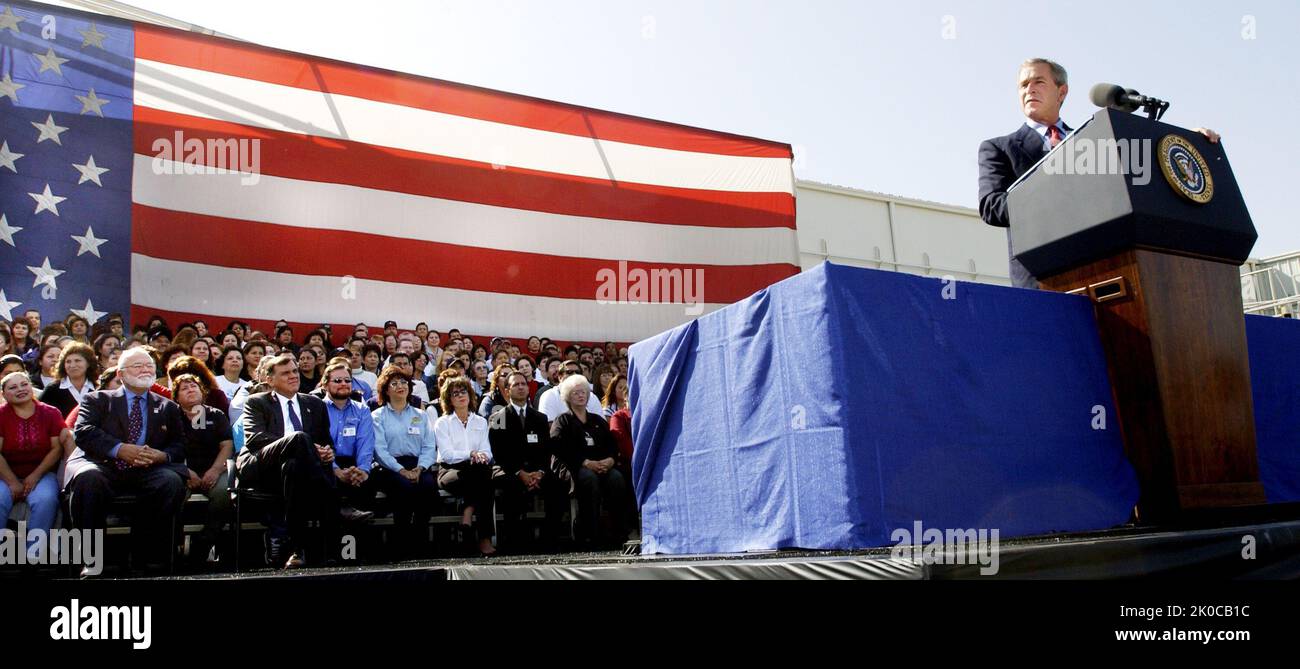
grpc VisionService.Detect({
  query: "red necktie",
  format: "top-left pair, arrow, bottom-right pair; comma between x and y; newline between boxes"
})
1047,125 -> 1063,148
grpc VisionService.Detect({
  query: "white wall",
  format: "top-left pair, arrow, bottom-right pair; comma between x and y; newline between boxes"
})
794,181 -> 1011,286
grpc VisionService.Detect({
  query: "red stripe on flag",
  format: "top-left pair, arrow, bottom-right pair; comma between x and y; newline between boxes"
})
134,25 -> 793,159
133,110 -> 796,229
131,205 -> 798,303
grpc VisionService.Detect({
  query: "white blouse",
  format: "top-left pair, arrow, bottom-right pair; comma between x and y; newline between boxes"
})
216,375 -> 246,401
61,378 -> 92,405
432,412 -> 492,465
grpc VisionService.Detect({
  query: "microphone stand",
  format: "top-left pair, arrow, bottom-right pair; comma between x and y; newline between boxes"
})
1142,99 -> 1170,122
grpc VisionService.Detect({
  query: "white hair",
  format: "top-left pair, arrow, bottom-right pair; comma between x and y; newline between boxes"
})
117,347 -> 155,370
556,374 -> 590,407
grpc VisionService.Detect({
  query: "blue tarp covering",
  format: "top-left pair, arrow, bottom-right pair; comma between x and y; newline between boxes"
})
629,262 -> 1141,555
1246,314 -> 1300,503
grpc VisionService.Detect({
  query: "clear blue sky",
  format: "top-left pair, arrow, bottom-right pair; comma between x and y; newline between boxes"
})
129,0 -> 1298,257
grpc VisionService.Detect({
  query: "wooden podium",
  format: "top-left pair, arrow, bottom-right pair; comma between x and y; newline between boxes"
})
1008,109 -> 1265,521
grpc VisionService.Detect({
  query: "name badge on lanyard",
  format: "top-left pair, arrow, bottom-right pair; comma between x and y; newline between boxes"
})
527,433 -> 539,444
342,426 -> 357,437
585,434 -> 595,447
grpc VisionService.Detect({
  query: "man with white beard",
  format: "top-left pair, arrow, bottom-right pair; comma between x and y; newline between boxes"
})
67,347 -> 189,575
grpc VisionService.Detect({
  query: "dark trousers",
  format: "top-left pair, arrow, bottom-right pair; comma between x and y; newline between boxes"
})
333,455 -> 378,511
497,468 -> 570,550
574,466 -> 628,546
66,464 -> 187,563
236,431 -> 339,553
437,461 -> 495,540
373,455 -> 439,554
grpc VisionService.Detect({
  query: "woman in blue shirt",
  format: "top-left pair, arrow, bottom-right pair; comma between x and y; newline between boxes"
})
371,366 -> 439,558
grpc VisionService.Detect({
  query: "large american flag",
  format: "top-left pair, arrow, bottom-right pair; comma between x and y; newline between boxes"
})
0,0 -> 797,342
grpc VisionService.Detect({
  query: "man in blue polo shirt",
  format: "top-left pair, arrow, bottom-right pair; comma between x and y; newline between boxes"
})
321,359 -> 376,515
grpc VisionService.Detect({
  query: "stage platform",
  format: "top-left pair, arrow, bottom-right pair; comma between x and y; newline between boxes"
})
126,513 -> 1300,581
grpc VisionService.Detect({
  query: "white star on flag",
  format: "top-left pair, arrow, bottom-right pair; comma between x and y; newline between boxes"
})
71,299 -> 107,325
0,141 -> 22,173
79,22 -> 107,49
0,290 -> 20,321
73,155 -> 109,186
27,257 -> 65,289
71,226 -> 107,257
29,184 -> 67,216
35,47 -> 70,76
0,73 -> 24,103
0,213 -> 21,247
75,88 -> 109,117
0,6 -> 23,34
32,114 -> 69,145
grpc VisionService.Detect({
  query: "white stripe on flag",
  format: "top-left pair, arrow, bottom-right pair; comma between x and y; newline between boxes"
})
131,156 -> 799,266
131,255 -> 724,342
133,59 -> 795,195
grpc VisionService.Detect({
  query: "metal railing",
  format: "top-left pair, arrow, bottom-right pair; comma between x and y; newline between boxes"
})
1242,252 -> 1300,316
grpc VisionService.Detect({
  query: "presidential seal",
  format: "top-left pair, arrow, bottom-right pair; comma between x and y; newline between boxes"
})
1158,134 -> 1213,204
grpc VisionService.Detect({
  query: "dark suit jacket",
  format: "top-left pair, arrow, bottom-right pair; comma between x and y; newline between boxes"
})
38,383 -> 86,418
67,387 -> 188,483
240,391 -> 333,458
977,122 -> 1070,288
488,403 -> 555,475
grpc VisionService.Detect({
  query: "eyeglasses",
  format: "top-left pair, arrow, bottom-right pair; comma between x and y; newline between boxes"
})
328,377 -> 352,384
122,363 -> 154,372
389,379 -> 410,387
450,388 -> 468,396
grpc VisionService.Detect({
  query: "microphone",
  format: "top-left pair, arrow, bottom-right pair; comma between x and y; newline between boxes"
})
1090,83 -> 1164,112
1090,83 -> 1169,119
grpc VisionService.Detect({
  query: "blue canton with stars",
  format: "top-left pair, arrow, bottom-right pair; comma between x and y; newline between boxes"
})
0,1 -> 133,326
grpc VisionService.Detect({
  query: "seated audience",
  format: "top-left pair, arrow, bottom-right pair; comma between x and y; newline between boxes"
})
173,374 -> 233,565
489,371 -> 571,552
550,374 -> 628,548
319,360 -> 375,517
239,354 -> 372,568
370,366 -> 439,558
537,360 -> 602,421
66,347 -> 189,574
0,371 -> 69,559
432,375 -> 497,556
38,342 -> 99,417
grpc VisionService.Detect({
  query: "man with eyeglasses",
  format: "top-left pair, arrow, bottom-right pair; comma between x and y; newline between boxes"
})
321,359 -> 377,516
66,347 -> 189,575
536,361 -> 603,422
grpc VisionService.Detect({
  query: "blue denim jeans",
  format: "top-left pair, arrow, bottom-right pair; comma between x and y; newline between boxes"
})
0,471 -> 60,555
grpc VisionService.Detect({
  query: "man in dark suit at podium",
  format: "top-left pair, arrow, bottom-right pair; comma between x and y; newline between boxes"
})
238,353 -> 372,568
978,58 -> 1076,289
978,58 -> 1219,288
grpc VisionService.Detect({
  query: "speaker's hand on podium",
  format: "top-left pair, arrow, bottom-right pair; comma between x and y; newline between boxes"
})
1193,127 -> 1220,144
